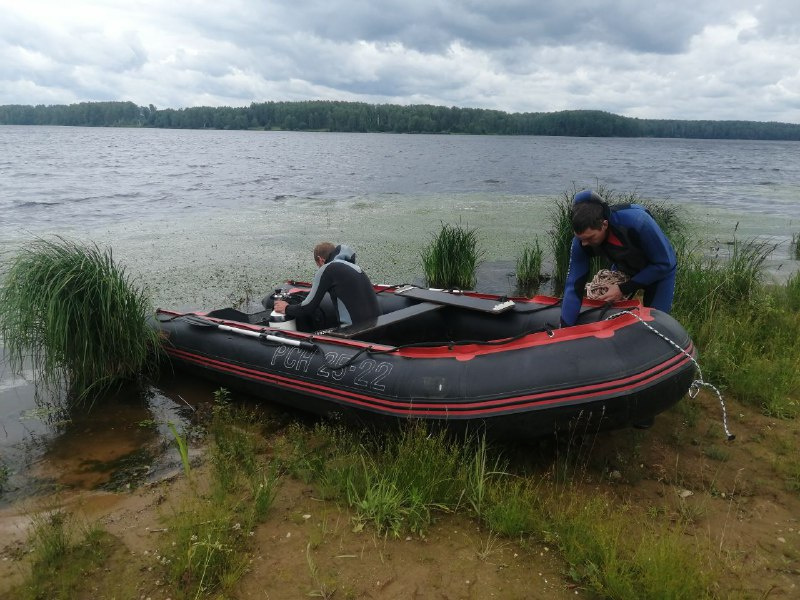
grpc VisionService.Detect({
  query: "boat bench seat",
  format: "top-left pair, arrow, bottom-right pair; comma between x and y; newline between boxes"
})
394,286 -> 515,313
325,302 -> 444,339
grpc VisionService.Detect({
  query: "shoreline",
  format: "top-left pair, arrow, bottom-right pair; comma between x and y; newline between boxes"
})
2,194 -> 798,309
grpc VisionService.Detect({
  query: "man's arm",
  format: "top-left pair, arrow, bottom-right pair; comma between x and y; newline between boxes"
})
284,264 -> 333,318
560,238 -> 590,327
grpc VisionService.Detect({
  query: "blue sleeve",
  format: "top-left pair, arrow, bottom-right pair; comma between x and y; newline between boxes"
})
619,210 -> 677,288
560,238 -> 590,327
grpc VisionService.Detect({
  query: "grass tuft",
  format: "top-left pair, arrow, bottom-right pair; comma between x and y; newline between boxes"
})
159,388 -> 280,599
673,236 -> 774,325
783,270 -> 800,312
273,421 -> 715,599
515,237 -> 544,295
672,235 -> 799,417
421,221 -> 483,290
547,191 -> 575,293
16,510 -> 114,600
0,460 -> 9,492
0,237 -> 161,405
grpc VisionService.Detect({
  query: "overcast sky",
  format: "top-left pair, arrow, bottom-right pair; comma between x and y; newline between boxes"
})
2,0 -> 799,123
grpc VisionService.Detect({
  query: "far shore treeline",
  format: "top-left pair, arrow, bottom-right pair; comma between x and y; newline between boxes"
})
2,100 -> 800,141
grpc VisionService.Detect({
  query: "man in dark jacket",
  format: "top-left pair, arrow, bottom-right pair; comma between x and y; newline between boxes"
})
273,242 -> 380,327
560,190 -> 677,327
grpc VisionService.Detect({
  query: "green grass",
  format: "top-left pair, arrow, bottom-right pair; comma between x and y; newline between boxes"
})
792,233 -> 800,260
295,423 -> 466,536
15,510 -> 115,600
421,221 -> 483,289
274,421 -> 715,599
483,478 -> 539,537
159,388 -> 280,599
782,270 -> 800,312
0,460 -> 9,492
544,495 -> 712,599
784,459 -> 800,493
769,435 -> 800,493
703,445 -> 731,462
547,191 -> 575,293
515,237 -> 544,295
168,421 -> 191,477
0,237 -> 161,405
673,236 -> 774,324
672,236 -> 799,418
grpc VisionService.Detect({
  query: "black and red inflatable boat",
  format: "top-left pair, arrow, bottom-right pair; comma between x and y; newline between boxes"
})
152,283 -> 696,439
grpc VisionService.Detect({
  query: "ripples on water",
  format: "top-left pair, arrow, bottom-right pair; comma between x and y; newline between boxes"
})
1,126 -> 799,502
2,126 -> 798,305
2,127 -> 799,227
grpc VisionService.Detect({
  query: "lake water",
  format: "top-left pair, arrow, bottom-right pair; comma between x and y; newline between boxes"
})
1,126 -> 799,503
2,126 -> 799,307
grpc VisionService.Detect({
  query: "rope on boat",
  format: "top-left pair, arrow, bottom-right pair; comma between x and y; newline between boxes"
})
586,269 -> 634,300
605,309 -> 735,441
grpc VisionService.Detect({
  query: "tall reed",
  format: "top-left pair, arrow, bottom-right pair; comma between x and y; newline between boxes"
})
0,237 -> 161,405
672,236 -> 774,327
671,235 -> 800,417
547,191 -> 574,293
421,221 -> 483,290
515,238 -> 544,295
783,270 -> 800,312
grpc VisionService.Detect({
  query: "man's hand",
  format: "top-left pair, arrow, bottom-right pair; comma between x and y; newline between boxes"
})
596,283 -> 625,303
273,300 -> 288,314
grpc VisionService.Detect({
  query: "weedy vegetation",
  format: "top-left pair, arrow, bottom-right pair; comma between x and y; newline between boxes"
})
4,186 -> 799,599
14,510 -> 116,600
547,190 -> 575,293
421,221 -> 483,290
0,460 -> 9,492
158,388 -> 280,599
0,237 -> 161,406
672,236 -> 800,418
515,237 -> 544,295
274,421 -> 715,599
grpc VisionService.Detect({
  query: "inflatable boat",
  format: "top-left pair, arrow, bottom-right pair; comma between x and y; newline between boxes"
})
152,283 -> 696,439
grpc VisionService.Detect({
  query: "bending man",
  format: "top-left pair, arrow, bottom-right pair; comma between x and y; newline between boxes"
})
560,190 -> 677,327
273,242 -> 380,328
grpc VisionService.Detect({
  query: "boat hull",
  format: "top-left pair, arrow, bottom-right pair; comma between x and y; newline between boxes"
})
152,287 -> 696,439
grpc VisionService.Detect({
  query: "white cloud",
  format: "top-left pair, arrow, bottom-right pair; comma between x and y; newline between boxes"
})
0,0 -> 798,123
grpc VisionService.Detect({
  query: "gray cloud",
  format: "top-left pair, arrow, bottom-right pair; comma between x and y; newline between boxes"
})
261,0 -> 732,53
0,0 -> 798,123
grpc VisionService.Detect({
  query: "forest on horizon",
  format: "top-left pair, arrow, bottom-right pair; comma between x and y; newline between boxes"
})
1,100 -> 799,141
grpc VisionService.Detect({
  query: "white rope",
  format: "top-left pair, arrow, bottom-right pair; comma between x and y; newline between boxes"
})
586,269 -> 633,300
604,309 -> 735,441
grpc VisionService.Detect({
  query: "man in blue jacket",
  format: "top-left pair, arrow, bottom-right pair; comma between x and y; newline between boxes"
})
273,242 -> 380,328
560,190 -> 677,327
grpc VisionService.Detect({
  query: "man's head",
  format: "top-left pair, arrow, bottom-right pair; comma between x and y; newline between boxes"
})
313,242 -> 336,267
571,201 -> 608,247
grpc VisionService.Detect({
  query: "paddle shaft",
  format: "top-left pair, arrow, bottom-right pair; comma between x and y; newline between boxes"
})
203,320 -> 317,351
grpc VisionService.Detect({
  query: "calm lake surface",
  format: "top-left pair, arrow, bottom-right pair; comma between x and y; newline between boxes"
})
1,126 -> 799,503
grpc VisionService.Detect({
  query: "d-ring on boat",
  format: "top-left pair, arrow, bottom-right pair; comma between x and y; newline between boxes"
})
152,283 -> 696,439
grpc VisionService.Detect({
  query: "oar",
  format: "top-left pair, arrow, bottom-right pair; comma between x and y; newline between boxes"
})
180,314 -> 318,351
